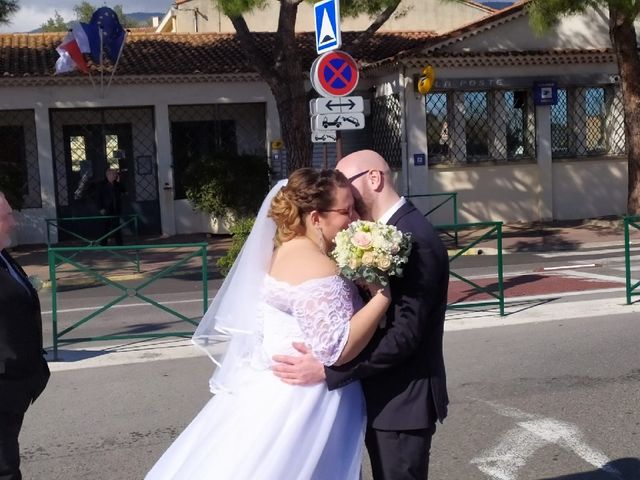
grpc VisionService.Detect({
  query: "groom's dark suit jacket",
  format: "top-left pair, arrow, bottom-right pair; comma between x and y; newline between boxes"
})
0,249 -> 50,414
326,202 -> 449,430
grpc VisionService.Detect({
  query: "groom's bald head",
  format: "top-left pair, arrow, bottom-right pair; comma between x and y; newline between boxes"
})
336,150 -> 399,221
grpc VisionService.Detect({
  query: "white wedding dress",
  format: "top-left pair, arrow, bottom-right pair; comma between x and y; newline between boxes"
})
145,274 -> 366,480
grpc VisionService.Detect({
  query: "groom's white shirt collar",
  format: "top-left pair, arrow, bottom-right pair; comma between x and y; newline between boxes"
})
378,197 -> 406,225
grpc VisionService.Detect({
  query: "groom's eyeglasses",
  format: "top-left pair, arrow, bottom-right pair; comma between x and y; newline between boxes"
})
347,169 -> 384,183
347,170 -> 370,183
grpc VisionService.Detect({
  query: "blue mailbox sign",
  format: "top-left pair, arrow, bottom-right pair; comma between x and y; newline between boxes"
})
534,82 -> 558,106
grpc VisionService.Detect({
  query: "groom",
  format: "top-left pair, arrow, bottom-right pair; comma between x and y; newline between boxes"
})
273,150 -> 449,479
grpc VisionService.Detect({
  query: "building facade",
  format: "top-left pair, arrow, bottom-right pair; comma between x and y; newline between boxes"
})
0,1 -> 633,245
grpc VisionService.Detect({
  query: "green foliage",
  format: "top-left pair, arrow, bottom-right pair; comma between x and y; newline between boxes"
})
74,1 -> 95,22
0,163 -> 25,210
527,0 -> 639,33
216,217 -> 255,276
73,2 -> 139,27
41,11 -> 68,32
216,0 -> 268,17
339,0 -> 402,17
217,0 -> 397,18
183,153 -> 270,220
0,0 -> 18,25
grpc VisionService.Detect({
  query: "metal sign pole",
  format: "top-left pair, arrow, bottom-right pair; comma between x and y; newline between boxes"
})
323,144 -> 328,169
336,131 -> 343,162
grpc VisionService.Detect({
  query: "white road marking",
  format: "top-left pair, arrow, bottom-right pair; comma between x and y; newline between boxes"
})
472,401 -> 624,480
559,269 -> 630,284
445,294 -> 639,331
542,264 -> 597,271
538,248 -> 640,258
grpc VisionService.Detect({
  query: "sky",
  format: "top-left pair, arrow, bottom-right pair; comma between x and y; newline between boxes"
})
0,0 -> 171,33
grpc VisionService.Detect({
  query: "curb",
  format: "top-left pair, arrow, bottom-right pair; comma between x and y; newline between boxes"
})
448,247 -> 499,256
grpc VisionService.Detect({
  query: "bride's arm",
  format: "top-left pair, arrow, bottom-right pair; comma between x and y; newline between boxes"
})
291,280 -> 390,368
333,287 -> 390,366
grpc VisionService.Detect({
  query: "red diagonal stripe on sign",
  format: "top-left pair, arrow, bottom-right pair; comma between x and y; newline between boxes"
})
326,61 -> 349,86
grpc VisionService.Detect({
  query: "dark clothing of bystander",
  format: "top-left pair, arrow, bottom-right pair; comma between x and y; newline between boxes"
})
0,249 -> 49,480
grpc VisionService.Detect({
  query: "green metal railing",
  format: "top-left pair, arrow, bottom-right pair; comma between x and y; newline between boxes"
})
407,193 -> 459,246
624,215 -> 640,304
46,215 -> 140,272
437,221 -> 505,316
48,243 -> 209,359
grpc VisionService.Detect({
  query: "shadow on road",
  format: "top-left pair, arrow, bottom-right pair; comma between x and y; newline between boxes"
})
539,457 -> 640,479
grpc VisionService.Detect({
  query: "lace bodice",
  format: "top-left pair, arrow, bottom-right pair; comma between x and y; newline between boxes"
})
255,275 -> 363,367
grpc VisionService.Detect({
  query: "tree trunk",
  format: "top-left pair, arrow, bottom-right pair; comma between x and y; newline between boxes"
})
271,82 -> 313,173
609,5 -> 640,214
229,2 -> 313,173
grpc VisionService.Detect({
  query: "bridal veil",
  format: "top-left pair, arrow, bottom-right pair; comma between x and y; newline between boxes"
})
192,179 -> 287,393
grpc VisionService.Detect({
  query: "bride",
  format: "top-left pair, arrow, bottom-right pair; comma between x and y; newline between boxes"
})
145,168 -> 390,480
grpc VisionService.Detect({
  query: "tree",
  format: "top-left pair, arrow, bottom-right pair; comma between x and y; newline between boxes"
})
41,11 -> 68,32
74,2 -> 139,28
528,0 -> 640,214
216,0 -> 403,172
0,0 -> 18,25
41,3 -> 139,32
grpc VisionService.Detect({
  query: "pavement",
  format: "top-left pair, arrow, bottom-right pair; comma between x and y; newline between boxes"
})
9,233 -> 233,289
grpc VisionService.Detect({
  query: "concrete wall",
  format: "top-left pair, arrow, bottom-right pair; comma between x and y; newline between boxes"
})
552,159 -> 627,220
170,0 -> 491,34
427,163 -> 541,224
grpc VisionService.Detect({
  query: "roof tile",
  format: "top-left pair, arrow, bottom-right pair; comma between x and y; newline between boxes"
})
0,31 -> 436,79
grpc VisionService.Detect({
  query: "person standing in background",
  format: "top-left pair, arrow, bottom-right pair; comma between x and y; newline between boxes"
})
97,168 -> 124,246
0,191 -> 50,480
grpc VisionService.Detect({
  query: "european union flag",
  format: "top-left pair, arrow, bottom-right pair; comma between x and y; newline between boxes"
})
87,7 -> 126,64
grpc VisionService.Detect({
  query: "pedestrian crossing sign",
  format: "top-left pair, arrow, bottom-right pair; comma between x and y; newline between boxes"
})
314,0 -> 341,54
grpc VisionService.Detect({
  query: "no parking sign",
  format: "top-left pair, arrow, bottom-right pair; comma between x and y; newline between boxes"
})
311,50 -> 359,98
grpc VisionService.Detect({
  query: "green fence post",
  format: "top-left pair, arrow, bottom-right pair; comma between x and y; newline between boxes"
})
202,245 -> 208,315
496,222 -> 505,316
134,215 -> 140,273
624,217 -> 631,305
48,248 -> 59,360
452,193 -> 459,247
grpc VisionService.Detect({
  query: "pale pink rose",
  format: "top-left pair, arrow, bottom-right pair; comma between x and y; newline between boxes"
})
361,251 -> 376,266
351,231 -> 373,249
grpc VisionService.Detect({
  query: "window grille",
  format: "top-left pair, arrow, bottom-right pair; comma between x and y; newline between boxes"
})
551,86 -> 625,158
0,110 -> 41,208
426,90 -> 535,164
372,94 -> 402,169
168,103 -> 267,199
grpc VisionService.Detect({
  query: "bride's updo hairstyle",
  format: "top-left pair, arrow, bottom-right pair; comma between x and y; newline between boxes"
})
269,167 -> 349,244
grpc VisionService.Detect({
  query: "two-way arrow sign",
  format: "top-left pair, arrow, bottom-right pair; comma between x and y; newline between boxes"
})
310,96 -> 364,115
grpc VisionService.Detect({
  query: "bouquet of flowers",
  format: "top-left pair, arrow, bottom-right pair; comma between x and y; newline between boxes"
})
331,220 -> 412,286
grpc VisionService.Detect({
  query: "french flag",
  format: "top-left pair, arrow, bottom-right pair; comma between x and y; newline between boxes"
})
54,23 -> 95,74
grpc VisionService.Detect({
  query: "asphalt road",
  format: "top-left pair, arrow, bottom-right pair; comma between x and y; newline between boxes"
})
20,311 -> 640,480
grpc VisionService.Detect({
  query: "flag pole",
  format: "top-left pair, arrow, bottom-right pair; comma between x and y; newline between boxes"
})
99,25 -> 105,98
104,30 -> 128,97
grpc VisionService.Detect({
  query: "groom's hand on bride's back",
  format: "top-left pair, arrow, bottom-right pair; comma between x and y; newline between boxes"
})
272,342 -> 326,385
